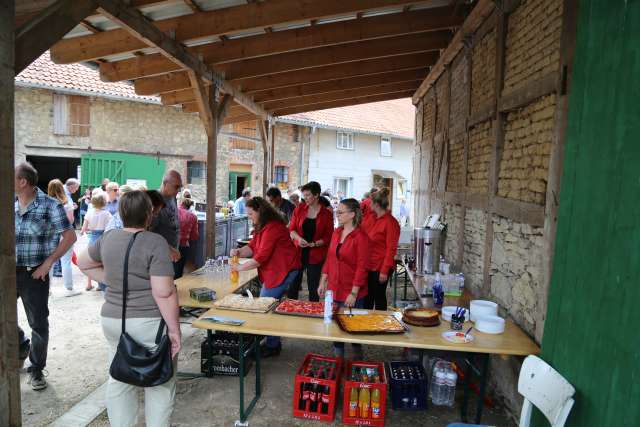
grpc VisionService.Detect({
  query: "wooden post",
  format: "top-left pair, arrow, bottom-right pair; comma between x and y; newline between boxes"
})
270,123 -> 276,185
0,1 -> 22,425
205,85 -> 219,259
259,120 -> 270,195
482,10 -> 507,296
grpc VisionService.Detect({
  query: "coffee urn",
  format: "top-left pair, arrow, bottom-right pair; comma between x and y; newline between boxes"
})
413,228 -> 426,276
422,228 -> 442,274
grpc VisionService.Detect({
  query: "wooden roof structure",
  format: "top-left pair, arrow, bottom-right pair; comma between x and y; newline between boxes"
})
16,0 -> 472,129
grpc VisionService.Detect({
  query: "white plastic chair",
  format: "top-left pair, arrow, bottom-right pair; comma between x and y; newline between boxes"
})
447,355 -> 575,427
518,355 -> 575,427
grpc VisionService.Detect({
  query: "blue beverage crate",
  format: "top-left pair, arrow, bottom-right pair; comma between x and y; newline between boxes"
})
388,361 -> 428,411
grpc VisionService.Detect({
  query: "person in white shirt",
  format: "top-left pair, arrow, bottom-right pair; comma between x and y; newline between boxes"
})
234,189 -> 251,215
81,192 -> 112,291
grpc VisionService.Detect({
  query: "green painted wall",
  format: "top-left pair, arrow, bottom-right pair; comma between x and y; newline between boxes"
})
80,152 -> 166,190
540,1 -> 640,425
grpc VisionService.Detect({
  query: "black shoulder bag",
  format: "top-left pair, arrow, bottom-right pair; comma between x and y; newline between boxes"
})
109,231 -> 174,387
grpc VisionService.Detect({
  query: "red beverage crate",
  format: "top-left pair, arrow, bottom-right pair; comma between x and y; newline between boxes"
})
342,360 -> 388,426
292,353 -> 343,422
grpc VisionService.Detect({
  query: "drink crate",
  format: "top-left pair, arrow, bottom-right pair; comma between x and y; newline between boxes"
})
388,361 -> 428,411
342,360 -> 388,426
200,331 -> 254,377
292,353 -> 343,422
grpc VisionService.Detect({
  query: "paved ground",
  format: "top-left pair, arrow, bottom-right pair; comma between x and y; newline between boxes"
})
17,233 -> 515,427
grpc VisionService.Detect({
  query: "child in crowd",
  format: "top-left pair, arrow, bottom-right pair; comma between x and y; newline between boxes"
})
81,192 -> 112,291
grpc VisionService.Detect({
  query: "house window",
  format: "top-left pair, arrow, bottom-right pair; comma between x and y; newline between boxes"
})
187,161 -> 206,185
275,166 -> 289,186
336,132 -> 354,150
380,137 -> 392,157
334,177 -> 353,198
53,94 -> 90,136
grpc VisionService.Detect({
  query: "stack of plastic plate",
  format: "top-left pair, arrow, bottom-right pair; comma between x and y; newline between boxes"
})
474,315 -> 505,334
470,300 -> 498,322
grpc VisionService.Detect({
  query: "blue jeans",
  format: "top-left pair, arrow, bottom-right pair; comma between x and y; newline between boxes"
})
333,298 -> 365,358
259,270 -> 299,348
88,230 -> 107,291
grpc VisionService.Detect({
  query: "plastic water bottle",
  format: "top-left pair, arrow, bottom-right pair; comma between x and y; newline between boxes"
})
445,371 -> 458,407
431,366 -> 448,406
433,272 -> 444,306
456,272 -> 465,294
324,290 -> 333,324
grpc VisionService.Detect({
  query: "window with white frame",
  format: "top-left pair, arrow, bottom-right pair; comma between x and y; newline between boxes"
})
333,177 -> 353,198
380,137 -> 392,157
336,132 -> 354,150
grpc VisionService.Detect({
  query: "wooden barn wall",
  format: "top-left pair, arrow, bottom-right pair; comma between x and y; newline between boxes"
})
412,0 -> 574,416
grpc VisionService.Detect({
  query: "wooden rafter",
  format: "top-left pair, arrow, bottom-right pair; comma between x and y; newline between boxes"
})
135,51 -> 438,96
272,90 -> 415,117
212,32 -> 449,82
183,0 -> 201,13
163,68 -> 429,106
187,70 -> 214,136
96,0 -> 269,119
98,7 -> 462,82
50,0 -> 437,63
80,19 -> 102,33
261,81 -> 421,111
15,0 -> 99,73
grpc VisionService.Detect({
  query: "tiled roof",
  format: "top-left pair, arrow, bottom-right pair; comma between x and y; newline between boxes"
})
16,52 -> 159,103
281,98 -> 415,140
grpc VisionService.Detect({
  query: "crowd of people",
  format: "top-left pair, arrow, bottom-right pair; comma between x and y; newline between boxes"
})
14,159 -> 402,426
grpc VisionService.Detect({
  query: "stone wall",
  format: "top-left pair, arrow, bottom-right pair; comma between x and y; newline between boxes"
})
498,95 -> 556,204
412,0 -> 567,419
14,87 -> 304,204
504,0 -> 563,92
466,120 -> 492,194
470,26 -> 496,114
462,208 -> 487,295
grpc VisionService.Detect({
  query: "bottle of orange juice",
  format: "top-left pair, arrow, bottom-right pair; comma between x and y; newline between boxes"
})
230,254 -> 239,285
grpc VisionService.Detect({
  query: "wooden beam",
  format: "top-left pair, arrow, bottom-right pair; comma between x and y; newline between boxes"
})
80,19 -> 102,34
216,32 -> 450,81
15,0 -> 99,74
413,0 -> 495,103
262,81 -> 421,111
273,90 -> 415,117
183,0 -> 201,13
182,101 -> 246,116
216,94 -> 233,123
499,71 -> 559,112
204,84 -> 219,259
491,196 -> 545,227
52,0 -> 439,63
0,1 -> 21,424
251,68 -> 429,103
96,0 -> 269,119
259,120 -> 270,195
99,7 -> 462,82
135,51 -> 438,96
223,114 -> 258,125
187,70 -> 214,137
467,103 -> 495,128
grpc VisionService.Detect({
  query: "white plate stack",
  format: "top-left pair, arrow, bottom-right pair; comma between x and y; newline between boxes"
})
470,300 -> 505,334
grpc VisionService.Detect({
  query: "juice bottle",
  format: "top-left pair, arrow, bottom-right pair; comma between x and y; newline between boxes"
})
359,387 -> 370,418
348,387 -> 359,417
371,388 -> 381,419
230,254 -> 239,285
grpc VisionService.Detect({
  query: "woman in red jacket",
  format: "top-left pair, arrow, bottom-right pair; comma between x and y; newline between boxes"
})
318,198 -> 369,359
362,188 -> 401,311
288,181 -> 334,302
231,197 -> 300,357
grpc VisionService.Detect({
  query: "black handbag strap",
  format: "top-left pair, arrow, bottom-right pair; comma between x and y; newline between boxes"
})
121,231 -> 142,333
120,231 -> 167,343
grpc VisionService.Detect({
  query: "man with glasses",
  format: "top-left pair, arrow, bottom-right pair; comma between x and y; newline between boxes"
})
105,181 -> 120,215
150,170 -> 182,266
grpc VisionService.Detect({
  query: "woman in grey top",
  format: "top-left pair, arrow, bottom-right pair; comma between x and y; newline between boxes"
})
78,190 -> 181,427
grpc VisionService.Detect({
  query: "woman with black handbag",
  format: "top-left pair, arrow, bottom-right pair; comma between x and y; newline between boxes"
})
78,190 -> 181,427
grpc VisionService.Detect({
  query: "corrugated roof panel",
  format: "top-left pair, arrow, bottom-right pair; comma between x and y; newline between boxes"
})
315,14 -> 358,25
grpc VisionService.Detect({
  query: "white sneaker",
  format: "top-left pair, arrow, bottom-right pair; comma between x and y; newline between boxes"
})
63,289 -> 81,297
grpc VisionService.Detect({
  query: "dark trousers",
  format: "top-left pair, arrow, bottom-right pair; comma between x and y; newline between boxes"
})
17,270 -> 50,371
287,262 -> 323,302
364,270 -> 391,311
173,246 -> 191,279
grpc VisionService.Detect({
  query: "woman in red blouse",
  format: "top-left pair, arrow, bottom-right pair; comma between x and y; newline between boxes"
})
318,198 -> 369,359
288,181 -> 334,302
362,188 -> 400,311
231,197 -> 300,357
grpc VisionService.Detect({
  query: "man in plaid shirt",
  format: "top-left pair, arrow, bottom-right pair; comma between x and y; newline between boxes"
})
15,162 -> 77,390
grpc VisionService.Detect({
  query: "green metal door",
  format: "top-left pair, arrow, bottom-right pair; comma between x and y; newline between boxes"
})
539,1 -> 640,425
228,172 -> 251,200
80,152 -> 166,190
